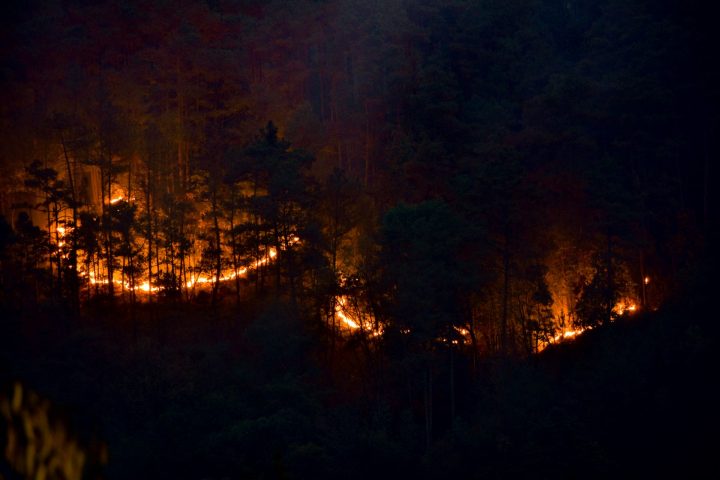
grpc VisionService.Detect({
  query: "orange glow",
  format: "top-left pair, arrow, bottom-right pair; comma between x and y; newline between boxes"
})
553,327 -> 586,342
614,300 -> 638,315
535,326 -> 589,352
644,276 -> 650,285
453,326 -> 470,337
450,326 -> 471,345
334,295 -> 382,337
88,247 -> 278,293
56,225 -> 67,248
335,296 -> 360,330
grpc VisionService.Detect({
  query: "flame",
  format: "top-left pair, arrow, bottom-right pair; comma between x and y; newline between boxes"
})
85,230 -> 299,294
335,298 -> 360,330
453,326 -> 470,337
614,300 -> 638,315
450,325 -> 471,345
534,326 -> 588,352
88,247 -> 278,293
334,295 -> 382,337
538,298 -> 640,351
552,327 -> 587,343
56,225 -> 67,248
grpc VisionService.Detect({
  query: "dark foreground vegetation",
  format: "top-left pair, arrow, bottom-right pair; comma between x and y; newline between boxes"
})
2,253 -> 716,479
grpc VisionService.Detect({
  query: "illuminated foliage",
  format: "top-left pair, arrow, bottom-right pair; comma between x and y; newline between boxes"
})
1,383 -> 106,480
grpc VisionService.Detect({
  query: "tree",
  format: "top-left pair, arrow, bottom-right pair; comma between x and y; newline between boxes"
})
316,168 -> 362,333
76,211 -> 101,300
24,161 -> 70,300
379,199 -> 468,448
516,264 -> 556,353
110,199 -> 141,302
232,122 -> 316,304
1,212 -> 50,307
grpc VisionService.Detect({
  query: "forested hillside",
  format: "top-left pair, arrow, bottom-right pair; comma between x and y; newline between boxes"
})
1,1 -> 717,478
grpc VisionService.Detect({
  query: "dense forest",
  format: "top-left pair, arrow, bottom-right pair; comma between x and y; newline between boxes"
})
1,0 -> 717,478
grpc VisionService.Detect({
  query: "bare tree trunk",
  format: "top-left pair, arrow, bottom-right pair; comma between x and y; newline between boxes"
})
424,366 -> 433,452
501,225 -> 510,354
364,101 -> 370,187
605,229 -> 614,325
53,203 -> 62,297
273,222 -> 281,295
46,198 -> 54,296
59,132 -> 80,313
177,57 -> 186,191
229,189 -> 241,304
450,343 -> 456,427
106,148 -> 114,298
145,174 -> 153,302
469,323 -> 479,378
211,189 -> 222,307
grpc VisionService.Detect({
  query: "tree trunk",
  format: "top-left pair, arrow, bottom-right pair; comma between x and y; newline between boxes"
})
211,188 -> 222,307
229,189 -> 241,305
145,175 -> 153,302
424,366 -> 433,452
501,224 -> 510,354
605,229 -> 614,325
450,343 -> 455,427
59,132 -> 79,313
180,211 -> 189,301
364,101 -> 370,187
106,148 -> 114,298
273,222 -> 281,295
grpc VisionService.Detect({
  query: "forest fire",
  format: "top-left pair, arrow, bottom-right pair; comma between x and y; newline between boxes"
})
1,0 -> 710,477
538,298 -> 641,351
334,295 -> 382,336
614,300 -> 638,316
56,225 -> 66,248
334,296 -> 360,329
451,326 -> 471,345
86,248 -> 279,293
552,327 -> 587,343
